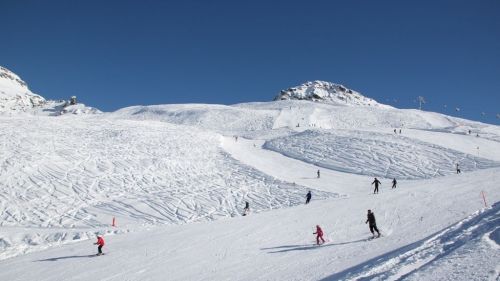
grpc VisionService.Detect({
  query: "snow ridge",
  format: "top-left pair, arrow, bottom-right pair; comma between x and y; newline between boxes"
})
275,80 -> 392,108
0,66 -> 45,113
0,66 -> 100,115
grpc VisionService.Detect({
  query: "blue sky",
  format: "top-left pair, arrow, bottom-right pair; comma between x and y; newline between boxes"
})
2,0 -> 499,123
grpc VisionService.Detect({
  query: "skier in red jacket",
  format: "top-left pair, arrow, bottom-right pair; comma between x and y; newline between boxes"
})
94,235 -> 105,256
313,225 -> 325,245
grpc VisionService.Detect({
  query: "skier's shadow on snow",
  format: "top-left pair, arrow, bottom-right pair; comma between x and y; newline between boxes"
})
34,254 -> 96,262
262,239 -> 366,253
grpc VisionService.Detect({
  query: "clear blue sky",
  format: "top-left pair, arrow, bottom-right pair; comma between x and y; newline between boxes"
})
2,0 -> 499,123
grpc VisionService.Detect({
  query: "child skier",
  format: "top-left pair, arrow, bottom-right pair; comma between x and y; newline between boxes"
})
313,225 -> 325,245
94,235 -> 105,256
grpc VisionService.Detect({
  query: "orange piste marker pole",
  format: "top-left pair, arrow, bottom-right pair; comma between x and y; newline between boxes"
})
481,191 -> 487,208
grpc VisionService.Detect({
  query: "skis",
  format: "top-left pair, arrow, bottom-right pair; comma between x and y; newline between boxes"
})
313,239 -> 329,246
366,234 -> 382,241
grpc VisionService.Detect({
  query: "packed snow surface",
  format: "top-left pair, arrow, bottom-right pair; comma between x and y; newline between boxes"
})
0,82 -> 499,280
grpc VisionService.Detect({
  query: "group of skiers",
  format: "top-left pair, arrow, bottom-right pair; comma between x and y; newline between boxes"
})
372,177 -> 398,194
312,209 -> 381,245
307,163 -> 467,245
305,176 -> 390,245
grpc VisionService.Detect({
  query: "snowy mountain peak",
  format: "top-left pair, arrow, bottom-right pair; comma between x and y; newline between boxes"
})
0,66 -> 101,115
275,80 -> 392,108
0,66 -> 29,89
0,66 -> 46,112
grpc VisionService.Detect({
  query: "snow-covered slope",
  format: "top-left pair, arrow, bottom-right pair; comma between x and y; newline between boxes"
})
111,104 -> 277,132
113,99 -> 487,136
0,116 -> 334,259
0,66 -> 100,116
0,83 -> 499,280
0,66 -> 45,113
274,80 -> 392,108
264,129 -> 500,179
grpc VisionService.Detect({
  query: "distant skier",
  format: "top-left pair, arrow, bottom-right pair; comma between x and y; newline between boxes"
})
317,169 -> 320,178
399,129 -> 402,134
392,178 -> 397,189
365,210 -> 381,238
313,225 -> 325,245
243,201 -> 250,216
394,129 -> 397,134
372,178 -> 381,194
305,191 -> 312,204
456,164 -> 461,174
94,235 -> 105,256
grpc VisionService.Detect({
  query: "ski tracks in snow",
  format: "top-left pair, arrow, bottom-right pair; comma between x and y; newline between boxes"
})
323,202 -> 500,281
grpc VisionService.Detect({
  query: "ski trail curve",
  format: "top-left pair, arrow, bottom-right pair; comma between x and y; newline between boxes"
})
220,136 -> 370,197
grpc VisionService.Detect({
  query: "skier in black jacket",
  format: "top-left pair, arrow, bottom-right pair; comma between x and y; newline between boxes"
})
366,209 -> 381,238
305,191 -> 312,204
243,201 -> 250,216
372,178 -> 381,194
392,178 -> 397,189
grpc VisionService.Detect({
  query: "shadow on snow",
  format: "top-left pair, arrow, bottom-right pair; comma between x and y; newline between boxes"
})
262,238 -> 367,253
34,254 -> 96,262
320,202 -> 500,281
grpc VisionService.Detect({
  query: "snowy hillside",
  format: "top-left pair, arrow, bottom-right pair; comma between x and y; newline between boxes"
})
0,66 -> 100,116
274,80 -> 392,108
0,66 -> 45,113
0,83 -> 499,280
264,129 -> 500,179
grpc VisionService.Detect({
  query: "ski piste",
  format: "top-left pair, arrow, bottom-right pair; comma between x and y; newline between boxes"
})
0,70 -> 499,280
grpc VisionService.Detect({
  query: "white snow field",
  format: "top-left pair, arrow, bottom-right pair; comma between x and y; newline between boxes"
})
0,76 -> 499,280
264,129 -> 500,180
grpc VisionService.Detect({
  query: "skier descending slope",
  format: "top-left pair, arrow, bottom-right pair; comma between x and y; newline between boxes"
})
94,235 -> 105,256
372,178 -> 381,194
305,191 -> 312,204
313,225 -> 325,245
243,201 -> 250,216
392,178 -> 397,189
317,169 -> 320,178
365,210 -> 381,238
